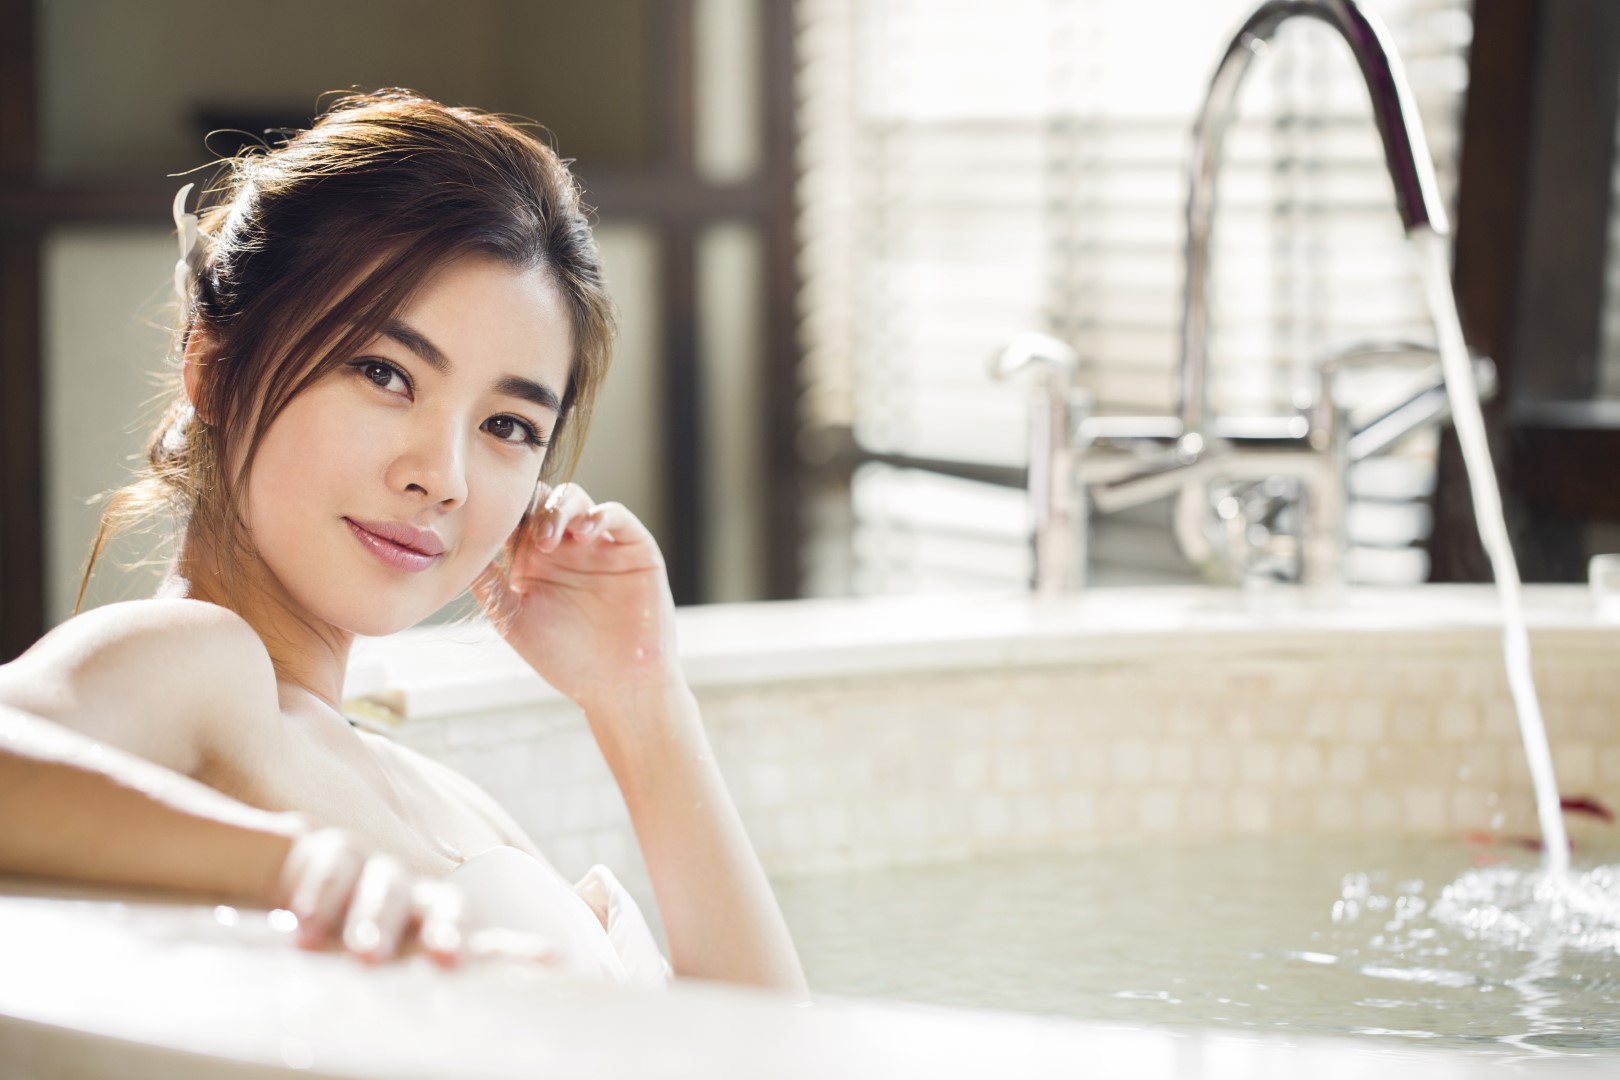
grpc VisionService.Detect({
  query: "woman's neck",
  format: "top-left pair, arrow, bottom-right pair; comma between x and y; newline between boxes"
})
166,537 -> 354,713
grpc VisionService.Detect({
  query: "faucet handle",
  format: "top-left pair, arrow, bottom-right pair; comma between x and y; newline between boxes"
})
989,332 -> 1081,385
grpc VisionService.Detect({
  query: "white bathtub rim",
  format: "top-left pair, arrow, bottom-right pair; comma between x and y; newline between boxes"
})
348,585 -> 1620,722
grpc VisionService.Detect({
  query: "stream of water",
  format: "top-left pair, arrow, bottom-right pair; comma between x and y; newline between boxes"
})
1409,227 -> 1572,877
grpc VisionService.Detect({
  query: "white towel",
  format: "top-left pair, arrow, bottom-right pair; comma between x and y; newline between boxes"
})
446,845 -> 673,988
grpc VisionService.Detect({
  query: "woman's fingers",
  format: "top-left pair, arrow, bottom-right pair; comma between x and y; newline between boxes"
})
412,880 -> 466,968
342,853 -> 411,962
282,829 -> 365,950
575,500 -> 655,548
532,481 -> 596,552
277,829 -> 471,967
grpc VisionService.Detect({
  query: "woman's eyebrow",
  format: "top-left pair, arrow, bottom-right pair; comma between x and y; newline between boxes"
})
381,319 -> 563,416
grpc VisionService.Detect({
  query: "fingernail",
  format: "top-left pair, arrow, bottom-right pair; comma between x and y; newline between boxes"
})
345,919 -> 383,954
423,921 -> 462,956
540,520 -> 557,542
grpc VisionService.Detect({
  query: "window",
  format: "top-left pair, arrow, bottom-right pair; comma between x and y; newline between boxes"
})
795,0 -> 1474,595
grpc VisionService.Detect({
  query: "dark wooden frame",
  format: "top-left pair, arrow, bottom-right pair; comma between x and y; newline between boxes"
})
0,0 -> 41,662
1432,0 -> 1620,581
0,0 -> 804,658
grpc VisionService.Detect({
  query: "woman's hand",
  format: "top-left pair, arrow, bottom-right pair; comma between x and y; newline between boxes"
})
275,828 -> 465,967
474,482 -> 684,716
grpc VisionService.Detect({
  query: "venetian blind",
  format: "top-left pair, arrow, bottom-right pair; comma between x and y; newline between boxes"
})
795,0 -> 1474,596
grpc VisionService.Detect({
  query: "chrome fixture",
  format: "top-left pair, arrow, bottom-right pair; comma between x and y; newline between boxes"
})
992,0 -> 1492,593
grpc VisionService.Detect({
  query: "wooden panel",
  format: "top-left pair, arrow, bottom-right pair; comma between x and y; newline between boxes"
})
0,0 -> 41,659
762,0 -> 803,599
1433,0 -> 1620,582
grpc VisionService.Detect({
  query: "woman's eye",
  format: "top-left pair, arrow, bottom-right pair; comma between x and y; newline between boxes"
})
357,360 -> 410,395
485,416 -> 547,448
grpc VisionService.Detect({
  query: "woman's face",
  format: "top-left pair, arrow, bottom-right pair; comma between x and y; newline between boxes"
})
242,253 -> 575,636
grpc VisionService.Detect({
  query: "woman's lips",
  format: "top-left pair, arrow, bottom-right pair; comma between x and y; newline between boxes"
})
344,518 -> 443,573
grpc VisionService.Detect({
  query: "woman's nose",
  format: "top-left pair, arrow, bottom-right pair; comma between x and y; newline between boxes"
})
389,420 -> 469,508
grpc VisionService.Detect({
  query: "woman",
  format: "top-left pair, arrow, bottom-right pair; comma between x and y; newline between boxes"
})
0,89 -> 807,997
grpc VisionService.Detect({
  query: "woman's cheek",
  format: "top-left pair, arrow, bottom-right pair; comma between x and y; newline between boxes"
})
471,468 -> 541,559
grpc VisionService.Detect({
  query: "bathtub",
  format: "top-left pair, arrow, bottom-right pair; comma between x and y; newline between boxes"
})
3,584 -> 1617,1076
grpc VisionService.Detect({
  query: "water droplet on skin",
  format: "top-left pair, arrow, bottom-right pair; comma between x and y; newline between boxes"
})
633,647 -> 646,661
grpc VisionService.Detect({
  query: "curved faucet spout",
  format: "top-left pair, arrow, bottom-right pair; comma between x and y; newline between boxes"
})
1179,0 -> 1452,439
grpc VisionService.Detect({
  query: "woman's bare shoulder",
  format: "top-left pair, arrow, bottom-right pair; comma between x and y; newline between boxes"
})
0,598 -> 280,777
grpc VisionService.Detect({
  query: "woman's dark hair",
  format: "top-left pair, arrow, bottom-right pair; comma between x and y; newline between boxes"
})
77,88 -> 615,614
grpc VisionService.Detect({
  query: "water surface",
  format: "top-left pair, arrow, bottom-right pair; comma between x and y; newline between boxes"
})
774,835 -> 1620,1058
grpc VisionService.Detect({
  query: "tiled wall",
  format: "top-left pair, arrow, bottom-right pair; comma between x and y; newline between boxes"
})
393,634 -> 1620,901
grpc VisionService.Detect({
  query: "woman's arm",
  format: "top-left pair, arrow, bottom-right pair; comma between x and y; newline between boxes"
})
0,704 -> 302,902
0,599 -> 465,965
588,685 -> 810,999
476,485 -> 809,996
0,705 -> 464,965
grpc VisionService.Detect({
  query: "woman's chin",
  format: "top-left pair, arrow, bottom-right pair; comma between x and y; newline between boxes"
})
320,591 -> 456,639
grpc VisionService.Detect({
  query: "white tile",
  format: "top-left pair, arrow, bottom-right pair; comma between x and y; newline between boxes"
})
1181,789 -> 1224,834
971,793 -> 1013,839
1314,789 -> 1356,829
1362,789 -> 1400,830
1345,700 -> 1385,742
791,760 -> 829,802
889,794 -> 930,846
1139,789 -> 1180,832
1326,745 -> 1366,785
1302,701 -> 1341,739
949,748 -> 991,793
1111,740 -> 1154,784
812,803 -> 850,848
1552,743 -> 1596,790
779,808 -> 814,853
1056,789 -> 1097,834
993,746 -> 1037,791
1457,744 -> 1503,787
1281,745 -> 1323,787
1450,787 -> 1492,831
1197,744 -> 1236,784
1072,746 -> 1110,783
1599,745 -> 1620,785
1388,704 -> 1432,743
560,785 -> 598,831
1481,699 -> 1519,738
1035,744 -> 1075,786
1402,788 -> 1446,831
1154,743 -> 1194,784
1229,790 -> 1270,832
1239,743 -> 1280,785
1013,793 -> 1058,839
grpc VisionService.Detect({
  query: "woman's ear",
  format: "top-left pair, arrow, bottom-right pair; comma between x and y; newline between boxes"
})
181,325 -> 215,424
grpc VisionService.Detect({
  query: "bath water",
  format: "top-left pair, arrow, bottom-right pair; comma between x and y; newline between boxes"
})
774,837 -> 1620,1059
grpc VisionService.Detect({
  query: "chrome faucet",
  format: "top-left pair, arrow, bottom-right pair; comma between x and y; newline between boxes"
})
992,0 -> 1492,593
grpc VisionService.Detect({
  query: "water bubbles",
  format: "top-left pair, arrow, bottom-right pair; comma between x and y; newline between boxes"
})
1430,862 -> 1620,953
